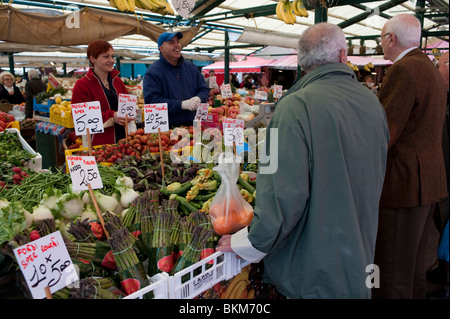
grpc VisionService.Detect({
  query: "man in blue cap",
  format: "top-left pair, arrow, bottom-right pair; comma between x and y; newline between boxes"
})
143,31 -> 210,127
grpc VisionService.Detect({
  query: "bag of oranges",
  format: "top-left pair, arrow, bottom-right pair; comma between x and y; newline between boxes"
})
209,152 -> 254,235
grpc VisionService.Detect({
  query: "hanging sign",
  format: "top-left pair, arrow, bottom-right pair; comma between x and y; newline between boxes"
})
273,85 -> 283,99
222,118 -> 245,147
144,103 -> 169,133
13,231 -> 78,299
194,103 -> 209,121
118,93 -> 137,118
220,84 -> 233,99
172,0 -> 196,19
71,101 -> 104,135
67,155 -> 103,192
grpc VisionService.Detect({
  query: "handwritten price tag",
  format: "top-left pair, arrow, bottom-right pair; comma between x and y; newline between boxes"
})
195,103 -> 209,121
144,103 -> 169,133
67,155 -> 103,192
71,101 -> 104,135
273,84 -> 283,99
118,93 -> 137,118
220,84 -> 233,99
254,90 -> 268,100
222,118 -> 245,147
13,231 -> 78,299
172,0 -> 195,19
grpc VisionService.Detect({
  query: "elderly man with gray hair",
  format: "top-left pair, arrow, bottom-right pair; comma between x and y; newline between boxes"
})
217,23 -> 389,299
24,68 -> 46,119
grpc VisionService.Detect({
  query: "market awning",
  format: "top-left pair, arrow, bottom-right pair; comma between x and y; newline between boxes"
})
202,55 -> 274,74
266,54 -> 298,70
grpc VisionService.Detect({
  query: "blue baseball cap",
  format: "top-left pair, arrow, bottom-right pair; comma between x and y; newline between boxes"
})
157,32 -> 183,47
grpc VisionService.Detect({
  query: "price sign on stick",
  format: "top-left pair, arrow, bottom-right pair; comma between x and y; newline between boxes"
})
118,93 -> 137,118
273,84 -> 283,99
254,90 -> 268,100
13,231 -> 78,299
144,103 -> 169,133
220,84 -> 233,99
222,118 -> 245,147
67,155 -> 103,192
172,0 -> 195,19
71,101 -> 104,135
195,103 -> 209,121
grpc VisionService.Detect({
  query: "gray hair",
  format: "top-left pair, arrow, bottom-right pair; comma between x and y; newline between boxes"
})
28,68 -> 41,80
384,14 -> 421,48
297,23 -> 347,72
0,71 -> 14,85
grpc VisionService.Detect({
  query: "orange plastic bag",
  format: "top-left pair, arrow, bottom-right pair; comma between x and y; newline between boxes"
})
209,152 -> 254,235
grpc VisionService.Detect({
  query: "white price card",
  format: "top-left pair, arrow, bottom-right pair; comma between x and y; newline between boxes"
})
13,231 -> 79,299
222,118 -> 245,147
67,155 -> 103,192
273,84 -> 283,99
71,101 -> 104,135
220,84 -> 233,99
254,90 -> 268,100
118,93 -> 137,118
144,103 -> 169,133
194,103 -> 209,121
172,0 -> 196,19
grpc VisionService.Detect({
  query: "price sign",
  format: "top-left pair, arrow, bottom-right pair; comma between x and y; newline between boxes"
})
67,155 -> 103,192
220,84 -> 233,99
144,103 -> 169,133
254,90 -> 268,100
172,0 -> 195,19
273,84 -> 283,99
222,118 -> 245,147
118,93 -> 137,118
13,231 -> 78,299
195,103 -> 209,121
71,101 -> 104,136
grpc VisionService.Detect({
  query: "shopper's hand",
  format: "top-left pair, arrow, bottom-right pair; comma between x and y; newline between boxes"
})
181,99 -> 197,111
217,235 -> 234,253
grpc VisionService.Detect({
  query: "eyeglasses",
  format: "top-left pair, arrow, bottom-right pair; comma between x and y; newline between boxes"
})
3,78 -> 14,81
376,33 -> 391,43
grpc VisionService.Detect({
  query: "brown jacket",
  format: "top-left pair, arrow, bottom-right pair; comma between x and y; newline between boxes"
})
378,48 -> 448,207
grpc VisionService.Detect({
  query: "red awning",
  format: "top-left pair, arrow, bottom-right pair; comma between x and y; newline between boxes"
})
203,55 -> 274,74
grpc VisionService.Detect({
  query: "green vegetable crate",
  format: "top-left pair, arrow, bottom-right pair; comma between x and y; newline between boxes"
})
2,128 -> 42,172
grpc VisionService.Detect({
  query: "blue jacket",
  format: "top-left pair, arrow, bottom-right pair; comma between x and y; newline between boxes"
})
143,54 -> 210,126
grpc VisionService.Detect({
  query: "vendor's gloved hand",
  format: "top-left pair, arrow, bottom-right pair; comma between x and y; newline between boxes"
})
190,96 -> 201,106
181,98 -> 197,112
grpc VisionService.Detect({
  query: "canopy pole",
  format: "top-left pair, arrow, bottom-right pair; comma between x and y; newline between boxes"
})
224,31 -> 230,84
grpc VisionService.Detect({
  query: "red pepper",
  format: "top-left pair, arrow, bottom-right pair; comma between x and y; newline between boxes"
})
29,230 -> 41,241
12,167 -> 22,174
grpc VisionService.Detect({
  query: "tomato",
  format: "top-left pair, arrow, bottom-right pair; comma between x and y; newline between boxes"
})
210,200 -> 254,236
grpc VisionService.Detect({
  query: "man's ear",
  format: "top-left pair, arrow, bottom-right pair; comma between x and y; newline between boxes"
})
339,48 -> 348,64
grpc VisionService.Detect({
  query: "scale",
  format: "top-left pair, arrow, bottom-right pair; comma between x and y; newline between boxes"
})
244,103 -> 276,129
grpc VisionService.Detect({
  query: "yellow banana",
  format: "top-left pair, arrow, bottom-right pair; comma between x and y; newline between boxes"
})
283,1 -> 296,24
114,0 -> 127,11
364,64 -> 371,72
276,0 -> 285,22
247,288 -> 255,299
229,281 -> 248,299
164,0 -> 174,15
353,65 -> 359,72
128,0 -> 136,12
109,0 -> 117,9
368,62 -> 374,69
297,0 -> 309,17
292,0 -> 301,16
138,0 -> 157,10
151,0 -> 167,9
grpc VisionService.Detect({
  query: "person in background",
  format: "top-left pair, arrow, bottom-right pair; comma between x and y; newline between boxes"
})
230,73 -> 240,89
0,71 -> 25,105
217,22 -> 389,299
427,50 -> 450,298
373,14 -> 447,299
363,75 -> 378,93
205,69 -> 219,89
24,69 -> 46,119
71,39 -> 129,146
143,32 -> 209,128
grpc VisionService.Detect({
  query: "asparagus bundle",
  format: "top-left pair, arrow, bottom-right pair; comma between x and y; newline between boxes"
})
122,196 -> 141,231
108,227 -> 151,298
64,239 -> 116,269
53,277 -> 118,299
35,218 -> 57,237
171,225 -> 214,276
70,278 -> 121,299
67,218 -> 95,243
139,190 -> 161,257
71,258 -> 114,278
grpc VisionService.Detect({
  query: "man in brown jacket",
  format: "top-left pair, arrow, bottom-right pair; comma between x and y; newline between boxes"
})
373,14 -> 447,299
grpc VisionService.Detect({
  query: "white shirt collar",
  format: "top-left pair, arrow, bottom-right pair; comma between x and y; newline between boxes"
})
394,47 -> 417,63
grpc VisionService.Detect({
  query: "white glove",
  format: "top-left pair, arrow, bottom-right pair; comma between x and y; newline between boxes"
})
181,99 -> 196,111
190,96 -> 201,106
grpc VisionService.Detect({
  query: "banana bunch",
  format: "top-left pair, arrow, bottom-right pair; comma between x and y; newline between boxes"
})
292,0 -> 309,17
347,61 -> 359,72
276,1 -> 297,25
109,0 -> 135,12
221,266 -> 255,299
110,0 -> 175,15
431,47 -> 441,60
363,62 -> 374,72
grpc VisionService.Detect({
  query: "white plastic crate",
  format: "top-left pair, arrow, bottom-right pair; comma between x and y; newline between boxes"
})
122,272 -> 169,299
168,251 -> 236,299
4,128 -> 42,171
